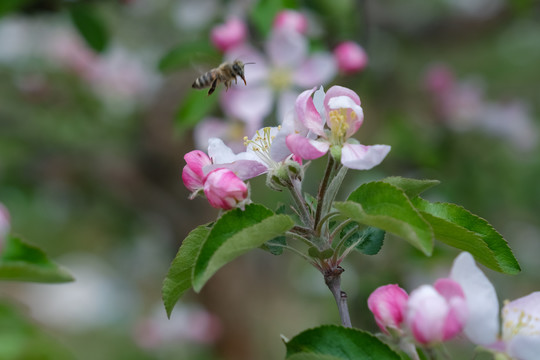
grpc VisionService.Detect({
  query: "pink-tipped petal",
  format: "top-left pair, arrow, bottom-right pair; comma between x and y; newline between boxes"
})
450,252 -> 499,346
265,28 -> 307,68
293,53 -> 337,88
442,296 -> 468,341
286,133 -> 329,160
204,160 -> 267,181
295,87 -> 325,136
333,41 -> 368,74
407,285 -> 449,344
324,85 -> 361,114
182,165 -> 204,193
184,150 -> 212,178
367,284 -> 409,334
203,168 -> 248,210
434,278 -> 466,301
341,144 -> 391,170
326,95 -> 364,136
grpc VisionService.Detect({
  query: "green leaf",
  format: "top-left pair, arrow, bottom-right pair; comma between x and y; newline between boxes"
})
0,300 -> 75,359
412,198 -> 520,274
285,325 -> 401,360
158,41 -> 220,73
261,235 -> 287,255
192,204 -> 294,292
381,177 -> 440,198
341,226 -> 385,255
175,90 -> 220,134
0,236 -> 73,283
335,182 -> 434,255
250,0 -> 285,36
162,224 -> 212,318
0,0 -> 31,17
69,4 -> 109,53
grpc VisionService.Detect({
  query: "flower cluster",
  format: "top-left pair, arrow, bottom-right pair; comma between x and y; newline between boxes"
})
182,85 -> 390,210
195,10 -> 369,151
368,252 -> 540,360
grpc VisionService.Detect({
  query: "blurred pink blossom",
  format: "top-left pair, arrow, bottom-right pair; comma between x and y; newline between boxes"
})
450,252 -> 540,360
406,278 -> 468,345
273,10 -> 308,34
211,18 -> 248,52
333,41 -> 368,74
221,27 -> 337,124
182,150 -> 213,198
0,203 -> 10,252
425,65 -> 537,151
134,304 -> 221,349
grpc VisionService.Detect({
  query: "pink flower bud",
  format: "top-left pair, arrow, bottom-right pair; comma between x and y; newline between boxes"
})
407,279 -> 468,345
203,168 -> 248,210
333,41 -> 368,74
210,18 -> 247,52
368,284 -> 409,334
424,65 -> 455,95
273,10 -> 308,34
0,203 -> 10,251
182,150 -> 212,196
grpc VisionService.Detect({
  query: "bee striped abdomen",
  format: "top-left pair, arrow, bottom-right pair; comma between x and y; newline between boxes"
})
192,71 -> 216,89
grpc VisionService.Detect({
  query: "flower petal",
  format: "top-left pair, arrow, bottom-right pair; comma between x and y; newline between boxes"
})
293,53 -> 337,88
265,28 -> 307,68
220,85 -> 273,126
341,144 -> 391,170
204,160 -> 267,181
324,85 -> 361,112
327,95 -> 364,136
277,90 -> 299,125
367,284 -> 408,334
508,334 -> 540,360
407,285 -> 448,344
295,87 -> 325,136
450,252 -> 499,346
286,133 -> 329,160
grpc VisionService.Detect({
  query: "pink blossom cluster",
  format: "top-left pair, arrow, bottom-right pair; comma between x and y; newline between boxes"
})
183,86 -> 390,210
368,252 -> 540,359
0,203 -> 10,252
425,64 -> 537,151
195,11 -> 369,151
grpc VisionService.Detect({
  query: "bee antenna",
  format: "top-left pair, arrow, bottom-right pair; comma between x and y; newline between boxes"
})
244,62 -> 256,65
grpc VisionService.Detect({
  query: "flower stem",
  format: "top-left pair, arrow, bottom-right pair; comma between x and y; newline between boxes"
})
315,156 -> 335,235
324,267 -> 352,327
289,178 -> 313,227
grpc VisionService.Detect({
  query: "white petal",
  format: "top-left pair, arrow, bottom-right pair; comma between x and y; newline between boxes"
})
220,86 -> 273,125
293,53 -> 337,88
507,334 -> 540,360
450,252 -> 500,345
265,28 -> 307,68
341,144 -> 391,170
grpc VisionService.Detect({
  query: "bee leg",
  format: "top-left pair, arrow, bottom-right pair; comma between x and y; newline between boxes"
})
208,79 -> 218,95
234,77 -> 238,85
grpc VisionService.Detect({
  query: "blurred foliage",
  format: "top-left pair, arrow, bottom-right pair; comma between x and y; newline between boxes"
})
0,0 -> 539,359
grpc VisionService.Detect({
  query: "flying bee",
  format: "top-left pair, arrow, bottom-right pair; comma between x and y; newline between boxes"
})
192,60 -> 254,95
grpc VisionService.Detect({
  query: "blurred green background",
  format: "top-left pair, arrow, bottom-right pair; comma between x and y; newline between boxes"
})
0,0 -> 539,359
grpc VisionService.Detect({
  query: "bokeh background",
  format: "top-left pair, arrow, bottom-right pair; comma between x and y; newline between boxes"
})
1,0 -> 539,359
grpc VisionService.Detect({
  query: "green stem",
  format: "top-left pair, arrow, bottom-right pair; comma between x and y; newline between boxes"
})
332,223 -> 360,261
324,267 -> 352,327
329,218 -> 355,243
315,211 -> 340,235
266,242 -> 322,270
314,156 -> 335,234
286,231 -> 317,248
288,178 -> 312,227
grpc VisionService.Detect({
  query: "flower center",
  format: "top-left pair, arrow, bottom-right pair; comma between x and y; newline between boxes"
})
502,303 -> 540,340
243,126 -> 281,168
329,108 -> 355,144
268,67 -> 292,91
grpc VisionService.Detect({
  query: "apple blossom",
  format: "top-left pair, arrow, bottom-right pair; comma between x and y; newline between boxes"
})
210,18 -> 247,52
273,10 -> 308,34
203,168 -> 249,210
182,150 -> 213,199
221,26 -> 337,123
367,284 -> 408,335
406,278 -> 468,345
450,252 -> 540,360
333,41 -> 368,74
285,86 -> 391,170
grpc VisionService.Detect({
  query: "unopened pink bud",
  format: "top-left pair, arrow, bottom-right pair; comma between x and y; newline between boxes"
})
333,41 -> 368,74
424,65 -> 455,95
203,168 -> 248,210
0,203 -> 10,251
210,18 -> 247,52
182,150 -> 212,195
273,10 -> 308,34
368,284 -> 409,334
407,279 -> 468,345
